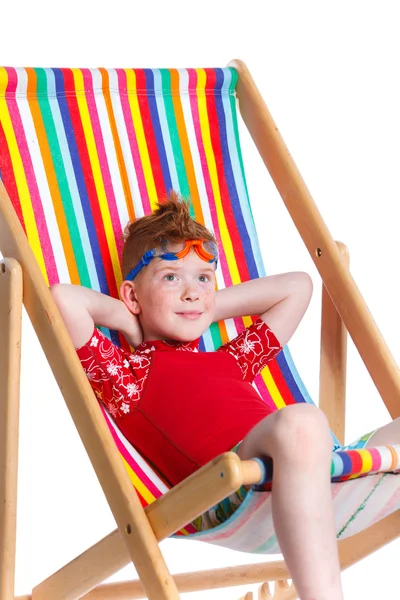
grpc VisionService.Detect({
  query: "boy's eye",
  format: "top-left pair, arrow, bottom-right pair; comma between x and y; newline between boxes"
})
164,273 -> 178,282
198,274 -> 211,283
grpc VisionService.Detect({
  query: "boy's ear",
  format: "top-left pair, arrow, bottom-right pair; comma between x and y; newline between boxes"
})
120,281 -> 141,315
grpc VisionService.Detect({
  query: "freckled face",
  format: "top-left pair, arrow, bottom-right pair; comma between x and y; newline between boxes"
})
132,250 -> 216,342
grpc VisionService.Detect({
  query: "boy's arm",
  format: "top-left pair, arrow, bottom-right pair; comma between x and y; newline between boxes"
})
50,284 -> 143,349
213,272 -> 313,347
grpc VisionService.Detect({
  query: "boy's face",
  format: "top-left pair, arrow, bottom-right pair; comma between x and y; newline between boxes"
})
124,248 -> 217,343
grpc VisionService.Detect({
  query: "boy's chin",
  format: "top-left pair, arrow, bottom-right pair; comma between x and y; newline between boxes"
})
168,323 -> 208,343
170,330 -> 204,343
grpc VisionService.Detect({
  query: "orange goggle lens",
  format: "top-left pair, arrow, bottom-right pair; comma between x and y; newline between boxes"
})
173,240 -> 216,261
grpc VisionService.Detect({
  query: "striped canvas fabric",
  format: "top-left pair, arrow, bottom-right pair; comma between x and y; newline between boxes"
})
187,470 -> 400,553
1,66 -> 399,552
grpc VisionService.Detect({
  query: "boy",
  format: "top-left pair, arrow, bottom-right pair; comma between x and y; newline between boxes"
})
51,192 -> 345,600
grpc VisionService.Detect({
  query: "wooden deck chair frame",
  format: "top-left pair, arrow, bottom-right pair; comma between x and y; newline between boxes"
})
1,59 -> 400,600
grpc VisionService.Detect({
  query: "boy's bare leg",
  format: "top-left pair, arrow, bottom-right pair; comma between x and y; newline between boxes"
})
238,404 -> 344,600
364,416 -> 400,447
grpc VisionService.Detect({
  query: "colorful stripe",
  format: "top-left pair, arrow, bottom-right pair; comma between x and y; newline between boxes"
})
189,471 -> 400,554
0,66 -> 301,403
1,66 -> 399,550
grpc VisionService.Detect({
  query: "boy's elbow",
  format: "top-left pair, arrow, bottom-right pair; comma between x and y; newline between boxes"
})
290,271 -> 313,310
49,283 -> 77,318
49,283 -> 62,294
49,283 -> 93,347
297,271 -> 313,299
49,283 -> 67,309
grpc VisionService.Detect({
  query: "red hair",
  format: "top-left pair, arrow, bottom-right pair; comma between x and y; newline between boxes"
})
121,191 -> 217,279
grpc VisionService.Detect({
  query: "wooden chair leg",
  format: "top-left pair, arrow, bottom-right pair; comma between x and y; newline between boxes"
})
0,258 -> 23,600
319,241 -> 349,445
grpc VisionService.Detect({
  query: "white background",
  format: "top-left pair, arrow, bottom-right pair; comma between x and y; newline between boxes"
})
2,2 -> 400,598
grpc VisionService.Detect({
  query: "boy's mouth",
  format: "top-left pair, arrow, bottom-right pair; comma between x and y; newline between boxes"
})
176,312 -> 203,320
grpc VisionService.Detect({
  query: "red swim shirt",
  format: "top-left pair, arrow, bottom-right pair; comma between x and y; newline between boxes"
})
77,318 -> 282,486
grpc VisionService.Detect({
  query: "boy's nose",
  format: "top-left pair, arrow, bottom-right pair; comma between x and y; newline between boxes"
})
181,285 -> 199,302
183,292 -> 199,302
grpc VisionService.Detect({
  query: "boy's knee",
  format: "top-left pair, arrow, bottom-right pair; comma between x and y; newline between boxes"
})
270,404 -> 332,458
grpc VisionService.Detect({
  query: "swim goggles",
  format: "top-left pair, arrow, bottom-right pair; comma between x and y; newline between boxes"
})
125,239 -> 219,281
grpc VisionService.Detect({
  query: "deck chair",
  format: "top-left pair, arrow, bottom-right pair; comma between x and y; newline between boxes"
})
1,60 -> 400,600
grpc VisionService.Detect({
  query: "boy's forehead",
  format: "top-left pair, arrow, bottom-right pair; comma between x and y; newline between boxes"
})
162,240 -> 185,251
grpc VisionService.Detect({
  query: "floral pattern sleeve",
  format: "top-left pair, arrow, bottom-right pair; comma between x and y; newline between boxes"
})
76,328 -> 150,419
217,318 -> 282,383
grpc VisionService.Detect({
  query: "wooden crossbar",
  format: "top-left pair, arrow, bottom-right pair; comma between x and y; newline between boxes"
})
30,454 -> 260,600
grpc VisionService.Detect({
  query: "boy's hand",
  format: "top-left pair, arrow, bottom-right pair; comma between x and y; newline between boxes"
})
213,272 -> 313,348
121,309 -> 144,349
